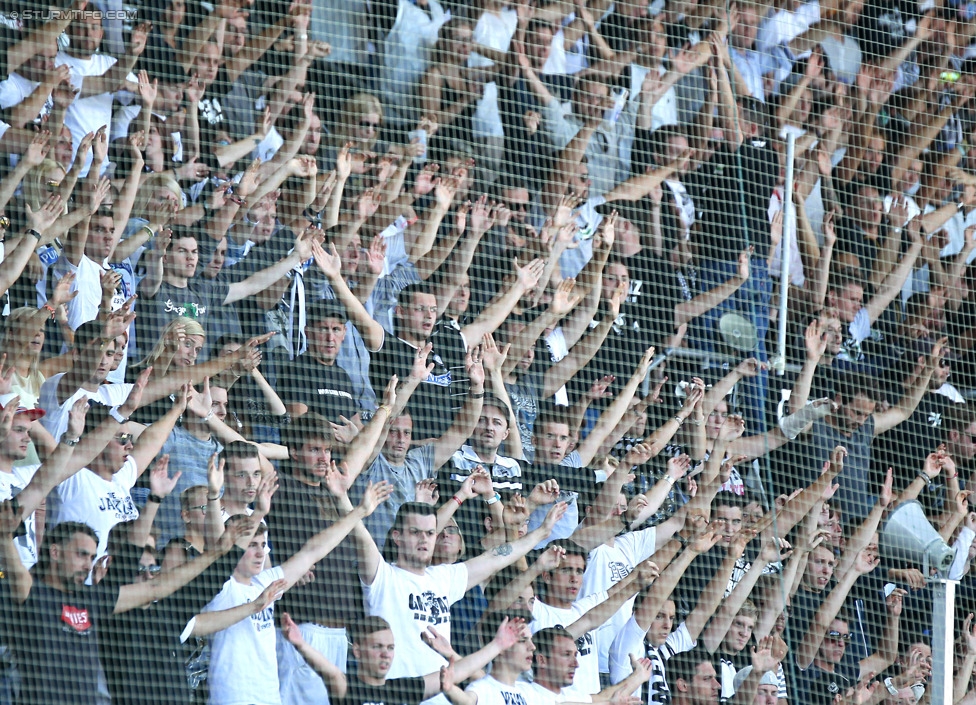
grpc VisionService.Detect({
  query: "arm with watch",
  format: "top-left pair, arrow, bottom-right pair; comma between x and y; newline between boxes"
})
331,378 -> 399,491
0,194 -> 65,301
127,453 -> 181,549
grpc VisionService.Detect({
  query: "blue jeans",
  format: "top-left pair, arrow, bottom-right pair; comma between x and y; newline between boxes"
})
697,256 -> 772,433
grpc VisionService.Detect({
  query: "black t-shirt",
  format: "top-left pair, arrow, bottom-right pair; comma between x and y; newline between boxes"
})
279,354 -> 360,423
624,250 -> 683,351
337,676 -> 426,705
687,140 -> 779,262
368,329 -> 466,440
0,578 -> 120,705
265,472 -> 364,626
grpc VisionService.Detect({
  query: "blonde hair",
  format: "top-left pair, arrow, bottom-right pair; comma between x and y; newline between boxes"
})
138,317 -> 206,371
132,173 -> 183,221
335,92 -> 384,149
1,307 -> 42,376
22,159 -> 65,212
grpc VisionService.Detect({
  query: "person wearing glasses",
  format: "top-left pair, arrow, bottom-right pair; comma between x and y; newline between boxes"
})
159,485 -> 210,570
46,387 -> 187,563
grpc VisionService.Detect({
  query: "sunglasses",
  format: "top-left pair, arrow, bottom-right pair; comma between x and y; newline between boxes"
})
114,433 -> 134,445
137,564 -> 162,576
825,630 -> 852,642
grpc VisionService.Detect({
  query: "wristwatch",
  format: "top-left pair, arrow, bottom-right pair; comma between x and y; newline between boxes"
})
61,437 -> 80,447
109,407 -> 130,424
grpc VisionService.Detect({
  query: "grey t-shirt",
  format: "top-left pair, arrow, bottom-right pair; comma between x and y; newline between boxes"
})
350,444 -> 436,549
156,427 -> 223,546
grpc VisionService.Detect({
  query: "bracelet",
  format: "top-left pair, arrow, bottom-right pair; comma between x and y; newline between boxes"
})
42,304 -> 56,319
672,415 -> 685,426
140,225 -> 155,240
452,495 -> 464,507
689,416 -> 703,426
469,391 -> 485,399
61,437 -> 80,447
26,228 -> 41,241
204,409 -> 215,421
147,493 -> 164,504
207,494 -> 221,502
109,407 -> 130,424
376,403 -> 393,416
663,474 -> 677,486
485,492 -> 501,505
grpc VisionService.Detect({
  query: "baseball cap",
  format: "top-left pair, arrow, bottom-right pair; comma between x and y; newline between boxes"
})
306,299 -> 349,327
733,666 -> 780,691
0,394 -> 45,421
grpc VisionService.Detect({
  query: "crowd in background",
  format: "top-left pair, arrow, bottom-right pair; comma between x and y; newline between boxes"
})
1,0 -> 976,703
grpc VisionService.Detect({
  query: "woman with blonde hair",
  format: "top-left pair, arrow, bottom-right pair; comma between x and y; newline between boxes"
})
136,316 -> 207,378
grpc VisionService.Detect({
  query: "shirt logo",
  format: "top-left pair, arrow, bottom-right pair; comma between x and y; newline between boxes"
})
61,605 -> 91,632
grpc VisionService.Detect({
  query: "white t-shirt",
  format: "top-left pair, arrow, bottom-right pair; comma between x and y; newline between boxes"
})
608,617 -> 695,702
837,307 -> 872,363
38,373 -> 132,441
523,681 -> 588,704
362,559 -> 469,681
469,9 -> 518,137
47,456 -> 139,559
580,528 -> 657,672
0,464 -> 41,568
0,72 -> 51,120
531,592 -> 608,698
56,51 -> 118,176
465,676 -> 551,705
202,566 -> 285,705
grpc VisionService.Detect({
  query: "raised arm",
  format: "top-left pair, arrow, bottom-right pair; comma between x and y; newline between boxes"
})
128,386 -> 188,473
224,228 -> 318,304
873,339 -> 941,435
433,352 -> 485,469
279,479 -> 392,586
463,502 -> 568,589
114,518 -> 251,614
575,347 -> 655,467
460,259 -> 545,345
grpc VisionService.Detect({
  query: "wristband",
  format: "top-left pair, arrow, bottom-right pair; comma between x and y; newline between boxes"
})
672,415 -> 685,426
204,409 -> 215,421
147,493 -> 164,504
109,407 -> 130,424
140,225 -> 155,240
61,437 -> 80,447
452,495 -> 464,508
884,678 -> 899,696
469,392 -> 485,399
376,403 -> 393,417
26,228 -> 41,241
663,474 -> 677,486
485,492 -> 501,505
42,304 -> 56,319
208,492 -> 221,502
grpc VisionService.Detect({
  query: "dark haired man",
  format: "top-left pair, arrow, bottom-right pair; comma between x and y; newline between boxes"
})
269,385 -> 397,705
282,614 -> 523,705
354,499 -> 567,704
279,299 -> 360,423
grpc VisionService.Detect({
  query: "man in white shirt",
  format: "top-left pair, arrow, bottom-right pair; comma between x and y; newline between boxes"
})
491,541 -> 657,700
0,395 -> 47,567
184,481 -> 392,705
354,499 -> 566,704
47,388 -> 183,560
464,611 -> 551,705
528,626 -> 651,704
57,11 -> 147,174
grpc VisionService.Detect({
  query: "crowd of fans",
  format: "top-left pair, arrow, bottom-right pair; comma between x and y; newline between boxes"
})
2,0 -> 976,703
